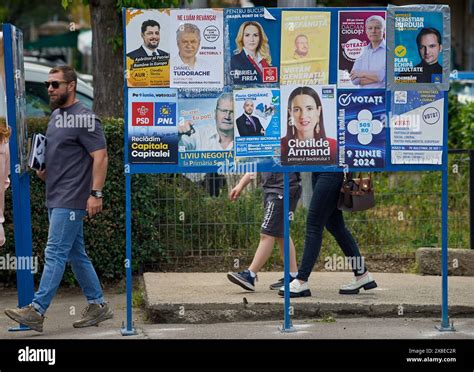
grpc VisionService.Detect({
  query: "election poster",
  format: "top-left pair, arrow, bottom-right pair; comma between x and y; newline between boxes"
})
225,7 -> 281,86
390,90 -> 444,164
169,9 -> 224,88
127,88 -> 178,164
233,88 -> 280,158
178,89 -> 234,167
337,90 -> 386,168
125,9 -> 170,87
3,25 -> 29,174
280,11 -> 330,85
392,11 -> 445,86
280,85 -> 337,166
338,11 -> 387,89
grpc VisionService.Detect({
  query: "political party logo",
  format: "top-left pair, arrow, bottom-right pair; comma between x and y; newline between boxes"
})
132,102 -> 154,126
347,109 -> 383,145
394,91 -> 407,104
130,69 -> 149,82
322,87 -> 335,99
154,103 -> 176,126
263,67 -> 278,83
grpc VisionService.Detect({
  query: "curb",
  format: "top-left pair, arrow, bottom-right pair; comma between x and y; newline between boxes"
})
144,301 -> 474,324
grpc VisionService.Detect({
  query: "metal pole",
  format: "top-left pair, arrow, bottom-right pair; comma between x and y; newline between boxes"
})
121,172 -> 137,336
3,24 -> 34,332
436,168 -> 455,331
280,173 -> 295,332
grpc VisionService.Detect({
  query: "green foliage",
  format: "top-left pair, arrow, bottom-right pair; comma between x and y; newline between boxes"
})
448,92 -> 474,150
456,102 -> 474,149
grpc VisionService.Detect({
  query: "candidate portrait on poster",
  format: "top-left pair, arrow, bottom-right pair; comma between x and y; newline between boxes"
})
233,88 -> 280,158
280,11 -> 331,85
338,11 -> 387,89
393,11 -> 446,85
125,9 -> 170,87
226,7 -> 280,86
170,9 -> 224,88
280,85 -> 337,165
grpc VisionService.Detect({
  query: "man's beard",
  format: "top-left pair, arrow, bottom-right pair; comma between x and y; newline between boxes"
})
49,91 -> 69,110
146,42 -> 158,50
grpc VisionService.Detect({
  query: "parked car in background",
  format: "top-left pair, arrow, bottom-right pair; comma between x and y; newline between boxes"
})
24,62 -> 93,117
1,61 -> 93,119
450,71 -> 474,103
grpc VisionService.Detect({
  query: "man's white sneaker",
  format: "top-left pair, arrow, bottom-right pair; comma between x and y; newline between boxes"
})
339,272 -> 377,295
278,279 -> 311,298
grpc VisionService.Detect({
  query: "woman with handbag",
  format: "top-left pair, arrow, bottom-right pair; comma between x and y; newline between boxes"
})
278,88 -> 377,298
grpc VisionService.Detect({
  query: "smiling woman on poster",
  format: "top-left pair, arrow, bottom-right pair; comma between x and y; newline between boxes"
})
230,21 -> 272,84
281,86 -> 336,165
349,15 -> 386,88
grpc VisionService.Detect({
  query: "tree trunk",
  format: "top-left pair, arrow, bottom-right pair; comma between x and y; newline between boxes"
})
89,0 -> 123,118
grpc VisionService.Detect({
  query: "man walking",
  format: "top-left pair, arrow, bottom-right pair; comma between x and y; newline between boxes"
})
5,65 -> 112,332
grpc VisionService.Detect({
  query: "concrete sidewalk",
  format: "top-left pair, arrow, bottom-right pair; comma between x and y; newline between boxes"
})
0,272 -> 473,339
143,272 -> 474,323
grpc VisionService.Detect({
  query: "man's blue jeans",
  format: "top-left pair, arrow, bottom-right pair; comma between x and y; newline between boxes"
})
297,172 -> 367,282
32,208 -> 104,315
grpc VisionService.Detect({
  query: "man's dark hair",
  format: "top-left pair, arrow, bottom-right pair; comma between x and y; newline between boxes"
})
141,19 -> 160,34
49,65 -> 77,90
416,27 -> 442,48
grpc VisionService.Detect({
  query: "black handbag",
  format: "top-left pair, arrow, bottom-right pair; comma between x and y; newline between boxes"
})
337,172 -> 375,212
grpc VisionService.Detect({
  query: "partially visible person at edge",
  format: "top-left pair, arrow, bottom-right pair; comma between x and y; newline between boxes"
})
0,122 -> 10,247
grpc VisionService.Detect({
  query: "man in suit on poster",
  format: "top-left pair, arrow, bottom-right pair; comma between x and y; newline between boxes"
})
236,99 -> 264,137
127,19 -> 169,59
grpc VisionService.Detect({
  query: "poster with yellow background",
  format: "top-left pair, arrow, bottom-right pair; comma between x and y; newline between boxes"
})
280,11 -> 331,86
125,9 -> 170,87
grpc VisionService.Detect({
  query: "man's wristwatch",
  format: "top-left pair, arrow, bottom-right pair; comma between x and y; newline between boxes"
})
91,190 -> 104,199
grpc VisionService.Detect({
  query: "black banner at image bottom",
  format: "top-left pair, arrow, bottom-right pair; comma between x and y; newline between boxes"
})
0,339 -> 472,370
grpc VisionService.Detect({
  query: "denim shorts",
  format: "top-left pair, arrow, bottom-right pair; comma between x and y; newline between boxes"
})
260,187 -> 302,238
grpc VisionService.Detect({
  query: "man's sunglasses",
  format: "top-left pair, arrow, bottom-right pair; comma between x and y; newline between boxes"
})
44,80 -> 69,89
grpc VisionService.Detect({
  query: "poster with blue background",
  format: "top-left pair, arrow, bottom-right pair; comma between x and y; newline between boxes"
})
393,11 -> 444,84
128,88 -> 178,164
225,7 -> 281,86
233,88 -> 280,158
337,90 -> 386,168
